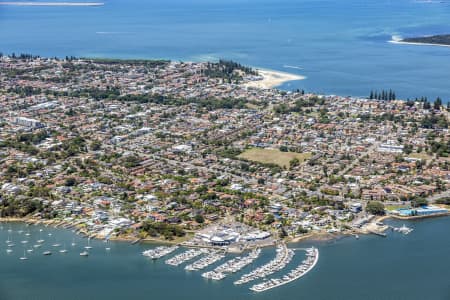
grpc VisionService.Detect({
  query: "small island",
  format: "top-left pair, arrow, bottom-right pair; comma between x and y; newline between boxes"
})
391,34 -> 450,47
0,2 -> 104,6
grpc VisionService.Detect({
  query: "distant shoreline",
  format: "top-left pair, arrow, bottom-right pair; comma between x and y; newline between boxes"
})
0,2 -> 104,6
389,40 -> 450,48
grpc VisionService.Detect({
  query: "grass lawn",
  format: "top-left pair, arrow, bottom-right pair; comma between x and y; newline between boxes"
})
238,148 -> 311,169
408,152 -> 433,160
386,205 -> 408,211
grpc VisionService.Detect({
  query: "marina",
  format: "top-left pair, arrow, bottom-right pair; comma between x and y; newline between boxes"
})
165,249 -> 207,266
185,250 -> 225,271
250,247 -> 319,292
392,224 -> 414,235
202,248 -> 261,280
142,245 -> 179,260
234,244 -> 294,285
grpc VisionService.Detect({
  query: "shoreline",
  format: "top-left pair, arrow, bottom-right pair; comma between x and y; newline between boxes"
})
0,2 -> 104,6
243,68 -> 306,90
388,40 -> 450,48
2,213 -> 449,248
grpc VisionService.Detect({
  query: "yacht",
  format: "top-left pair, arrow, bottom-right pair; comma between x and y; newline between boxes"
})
59,244 -> 68,253
37,231 -> 45,243
20,250 -> 28,260
6,249 -> 13,253
80,251 -> 89,257
84,238 -> 93,250
43,251 -> 52,256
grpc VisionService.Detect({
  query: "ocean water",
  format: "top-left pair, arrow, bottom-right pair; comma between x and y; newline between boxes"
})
0,217 -> 449,300
1,0 -> 450,100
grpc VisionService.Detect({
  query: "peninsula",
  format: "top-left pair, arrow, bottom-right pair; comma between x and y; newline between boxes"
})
390,34 -> 450,47
0,54 -> 449,248
0,2 -> 104,6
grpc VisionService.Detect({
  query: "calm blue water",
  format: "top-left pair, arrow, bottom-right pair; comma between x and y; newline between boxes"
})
1,0 -> 450,100
0,217 -> 449,300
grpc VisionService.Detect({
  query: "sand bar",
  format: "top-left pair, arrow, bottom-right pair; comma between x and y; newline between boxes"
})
243,68 -> 305,89
0,2 -> 104,6
389,40 -> 450,48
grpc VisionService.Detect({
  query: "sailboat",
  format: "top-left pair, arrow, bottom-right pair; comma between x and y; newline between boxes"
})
52,236 -> 61,247
80,251 -> 89,257
20,250 -> 28,260
37,230 -> 45,244
59,243 -> 68,253
6,248 -> 13,253
84,238 -> 93,250
6,232 -> 12,244
71,238 -> 76,247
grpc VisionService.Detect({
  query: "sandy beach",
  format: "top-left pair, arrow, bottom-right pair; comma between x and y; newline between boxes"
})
0,2 -> 104,6
243,68 -> 305,89
388,40 -> 450,48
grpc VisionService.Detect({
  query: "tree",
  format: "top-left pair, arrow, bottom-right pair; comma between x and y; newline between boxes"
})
64,177 -> 77,187
279,145 -> 288,152
194,214 -> 205,224
264,214 -> 275,225
411,197 -> 428,208
434,97 -> 442,110
289,157 -> 300,169
90,140 -> 102,151
366,201 -> 385,215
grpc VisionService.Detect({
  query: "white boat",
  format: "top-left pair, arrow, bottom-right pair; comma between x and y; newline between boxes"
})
37,231 -> 45,243
80,251 -> 89,257
71,238 -> 76,247
43,251 -> 52,256
6,249 -> 13,253
59,244 -> 68,253
84,238 -> 93,250
105,247 -> 111,251
20,250 -> 28,260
